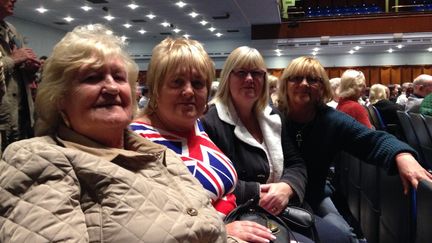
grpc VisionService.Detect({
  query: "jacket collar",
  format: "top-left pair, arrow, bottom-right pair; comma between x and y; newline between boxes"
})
56,125 -> 165,163
214,101 -> 284,182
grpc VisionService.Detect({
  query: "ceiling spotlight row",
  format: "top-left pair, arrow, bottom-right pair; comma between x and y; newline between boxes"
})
35,1 -> 224,39
273,46 -> 432,56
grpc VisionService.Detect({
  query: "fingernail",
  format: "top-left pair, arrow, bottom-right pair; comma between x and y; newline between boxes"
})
271,234 -> 276,240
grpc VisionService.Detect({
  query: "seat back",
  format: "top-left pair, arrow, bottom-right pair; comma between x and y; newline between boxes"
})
408,113 -> 432,170
396,111 -> 426,164
416,179 -> 432,243
366,105 -> 384,130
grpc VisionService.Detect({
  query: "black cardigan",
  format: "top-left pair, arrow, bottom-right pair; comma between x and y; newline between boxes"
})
202,105 -> 307,205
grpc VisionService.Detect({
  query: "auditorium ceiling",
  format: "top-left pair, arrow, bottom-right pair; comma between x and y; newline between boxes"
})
12,0 -> 432,57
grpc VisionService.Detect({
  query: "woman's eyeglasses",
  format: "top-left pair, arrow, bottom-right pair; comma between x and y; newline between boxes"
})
231,69 -> 266,79
287,76 -> 323,84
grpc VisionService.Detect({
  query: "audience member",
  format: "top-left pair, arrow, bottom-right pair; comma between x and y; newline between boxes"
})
396,82 -> 413,107
337,69 -> 372,128
277,56 -> 432,243
327,77 -> 341,108
203,46 -> 349,243
405,74 -> 432,113
129,38 -> 276,243
137,85 -> 149,109
0,24 -> 228,242
268,74 -> 279,106
387,84 -> 400,103
0,0 -> 40,153
369,84 -> 404,138
420,93 -> 432,117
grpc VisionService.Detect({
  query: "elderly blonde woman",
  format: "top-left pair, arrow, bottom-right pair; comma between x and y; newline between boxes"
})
268,74 -> 279,105
369,83 -> 403,132
327,77 -> 341,108
277,56 -> 432,242
337,69 -> 372,128
0,25 -> 228,242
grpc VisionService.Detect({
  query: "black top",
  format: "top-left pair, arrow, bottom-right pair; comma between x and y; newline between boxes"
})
285,105 -> 417,210
202,105 -> 307,205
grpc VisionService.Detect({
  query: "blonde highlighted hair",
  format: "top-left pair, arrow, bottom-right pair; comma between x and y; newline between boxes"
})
277,56 -> 332,115
145,37 -> 215,114
35,24 -> 138,136
211,46 -> 269,113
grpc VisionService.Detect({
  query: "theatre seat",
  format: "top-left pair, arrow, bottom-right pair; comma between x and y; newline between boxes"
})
416,179 -> 432,243
408,113 -> 432,169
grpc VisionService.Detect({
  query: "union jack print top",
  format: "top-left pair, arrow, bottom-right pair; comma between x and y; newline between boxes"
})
130,120 -> 238,217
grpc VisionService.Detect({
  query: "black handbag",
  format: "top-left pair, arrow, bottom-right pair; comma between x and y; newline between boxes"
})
224,199 -> 293,243
279,206 -> 320,242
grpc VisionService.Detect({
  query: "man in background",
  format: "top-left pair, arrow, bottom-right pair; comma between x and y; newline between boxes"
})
405,74 -> 432,113
0,0 -> 40,153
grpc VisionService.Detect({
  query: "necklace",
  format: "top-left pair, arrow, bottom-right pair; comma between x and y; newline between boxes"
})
291,120 -> 314,148
296,130 -> 303,147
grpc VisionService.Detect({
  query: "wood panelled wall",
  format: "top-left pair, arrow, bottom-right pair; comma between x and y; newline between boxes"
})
137,65 -> 432,86
269,65 -> 432,87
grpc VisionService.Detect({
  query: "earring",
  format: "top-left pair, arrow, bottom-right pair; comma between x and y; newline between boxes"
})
60,111 -> 71,128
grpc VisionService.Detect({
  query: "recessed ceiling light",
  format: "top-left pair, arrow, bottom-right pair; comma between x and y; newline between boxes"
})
387,48 -> 394,53
173,28 -> 181,33
36,7 -> 48,14
175,1 -> 187,8
104,15 -> 115,21
138,29 -> 146,34
274,49 -> 281,52
81,6 -> 92,11
120,36 -> 128,42
354,46 -> 361,50
313,47 -> 320,52
200,20 -> 208,26
127,3 -> 139,10
146,14 -> 156,19
215,32 -> 223,37
397,44 -> 404,49
123,23 -> 132,28
208,27 -> 216,32
189,12 -> 199,18
161,21 -> 170,27
312,51 -> 317,56
276,52 -> 282,56
183,34 -> 190,38
428,47 -> 432,52
349,50 -> 355,54
63,16 -> 74,22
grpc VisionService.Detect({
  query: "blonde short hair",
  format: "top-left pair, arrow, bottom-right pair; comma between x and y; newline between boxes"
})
369,84 -> 388,105
268,74 -> 279,88
277,56 -> 332,115
35,24 -> 138,136
145,37 -> 215,114
338,69 -> 366,99
211,46 -> 268,113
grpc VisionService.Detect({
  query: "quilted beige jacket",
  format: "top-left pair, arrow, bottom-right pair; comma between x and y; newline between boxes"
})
0,127 -> 234,242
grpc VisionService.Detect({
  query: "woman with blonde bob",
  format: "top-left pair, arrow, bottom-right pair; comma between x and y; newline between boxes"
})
369,83 -> 388,105
277,56 -> 432,242
336,69 -> 372,128
202,47 -> 314,242
0,25 -> 228,242
369,84 -> 404,134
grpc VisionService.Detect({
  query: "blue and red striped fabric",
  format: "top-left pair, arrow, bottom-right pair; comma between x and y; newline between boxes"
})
130,120 -> 238,216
